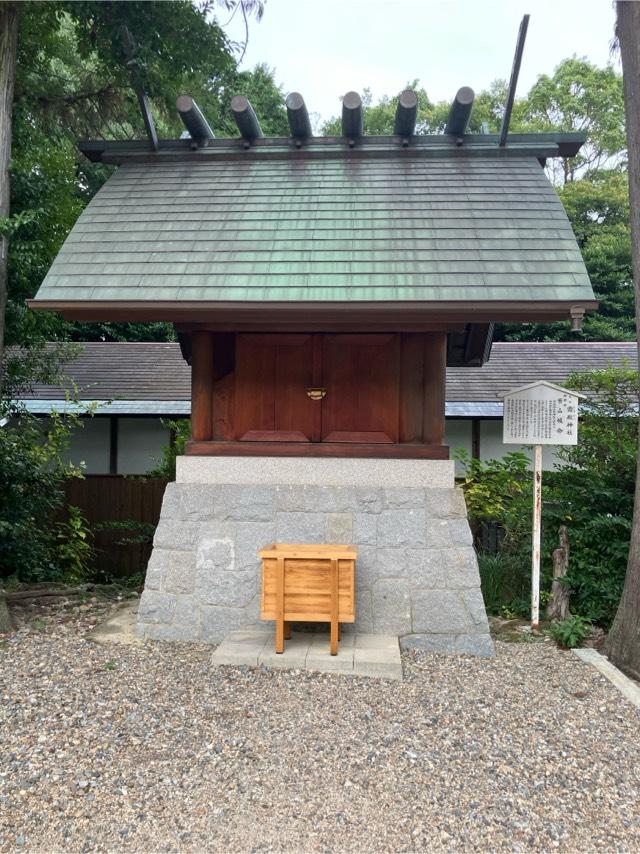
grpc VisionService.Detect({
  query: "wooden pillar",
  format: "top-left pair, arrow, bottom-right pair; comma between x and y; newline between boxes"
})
191,331 -> 214,441
422,332 -> 447,446
471,418 -> 481,460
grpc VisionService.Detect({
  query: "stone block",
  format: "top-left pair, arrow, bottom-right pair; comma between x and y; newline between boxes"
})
326,513 -> 353,543
173,595 -> 200,627
353,487 -> 383,514
354,587 -> 373,633
153,520 -> 200,551
444,548 -> 481,589
164,550 -> 196,594
143,560 -> 165,592
411,590 -> 473,635
383,488 -> 425,508
426,519 -> 452,548
425,488 -> 467,520
372,579 -> 412,634
275,512 -> 325,543
161,483 -> 218,522
377,547 -> 425,580
401,632 -> 495,659
410,550 -> 447,589
195,569 -> 256,608
217,485 -> 276,521
462,588 -> 491,632
259,633 -> 311,669
196,537 -> 234,574
212,629 -> 270,667
234,522 -> 275,570
448,518 -> 474,546
137,590 -> 177,624
377,510 -> 426,548
140,622 -> 202,642
200,606 -> 258,643
354,549 -> 378,588
276,485 -> 354,513
352,513 -> 377,546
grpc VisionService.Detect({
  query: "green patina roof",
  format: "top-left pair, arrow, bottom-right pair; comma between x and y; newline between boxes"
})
32,150 -> 595,310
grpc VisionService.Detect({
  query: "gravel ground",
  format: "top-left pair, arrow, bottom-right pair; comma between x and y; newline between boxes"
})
1,600 -> 639,853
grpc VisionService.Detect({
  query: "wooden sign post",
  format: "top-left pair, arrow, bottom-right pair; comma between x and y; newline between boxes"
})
501,381 -> 585,628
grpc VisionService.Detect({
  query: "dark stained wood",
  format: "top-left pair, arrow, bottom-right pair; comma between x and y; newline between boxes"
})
57,475 -> 168,579
321,334 -> 400,443
423,332 -> 447,445
30,300 -> 599,325
186,440 -> 449,459
191,330 -> 214,441
399,334 -> 425,443
471,418 -> 481,459
234,333 -> 317,441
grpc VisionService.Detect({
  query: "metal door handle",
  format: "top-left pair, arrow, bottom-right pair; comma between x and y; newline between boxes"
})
306,388 -> 326,401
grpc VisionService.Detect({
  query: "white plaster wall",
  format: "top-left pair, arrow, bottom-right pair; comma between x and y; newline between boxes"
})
64,417 -> 111,474
480,420 -> 561,470
118,417 -> 171,475
445,419 -> 473,474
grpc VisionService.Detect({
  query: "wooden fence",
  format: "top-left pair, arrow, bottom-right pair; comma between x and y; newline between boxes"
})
62,476 -> 168,580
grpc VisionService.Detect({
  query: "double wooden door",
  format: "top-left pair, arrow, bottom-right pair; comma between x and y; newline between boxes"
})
234,333 -> 400,443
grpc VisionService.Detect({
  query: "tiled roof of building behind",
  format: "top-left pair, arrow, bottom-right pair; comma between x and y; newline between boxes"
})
19,341 -> 637,407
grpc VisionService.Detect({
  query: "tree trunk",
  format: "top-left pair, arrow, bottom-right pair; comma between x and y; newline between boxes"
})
605,1 -> 640,681
0,589 -> 12,633
547,525 -> 570,622
0,2 -> 18,385
0,3 -> 20,634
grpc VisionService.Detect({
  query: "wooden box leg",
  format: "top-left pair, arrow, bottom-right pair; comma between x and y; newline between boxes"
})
330,558 -> 339,655
284,621 -> 292,640
276,556 -> 285,653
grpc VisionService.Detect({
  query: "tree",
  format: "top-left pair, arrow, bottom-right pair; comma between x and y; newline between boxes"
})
0,1 -> 20,633
605,1 -> 640,680
498,171 -> 635,342
0,2 -> 20,385
5,2 -> 285,348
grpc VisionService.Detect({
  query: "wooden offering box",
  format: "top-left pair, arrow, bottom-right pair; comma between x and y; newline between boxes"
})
259,544 -> 357,655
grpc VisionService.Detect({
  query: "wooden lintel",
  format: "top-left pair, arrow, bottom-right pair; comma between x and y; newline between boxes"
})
185,440 -> 450,460
174,321 -> 466,334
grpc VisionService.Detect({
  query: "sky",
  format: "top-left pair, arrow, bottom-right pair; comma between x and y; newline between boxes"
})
223,0 -> 619,127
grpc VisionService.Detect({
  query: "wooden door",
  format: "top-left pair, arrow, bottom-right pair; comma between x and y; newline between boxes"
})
234,334 -> 320,441
321,334 -> 400,443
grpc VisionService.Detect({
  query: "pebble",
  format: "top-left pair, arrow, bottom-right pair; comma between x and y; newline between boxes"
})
1,599 -> 639,852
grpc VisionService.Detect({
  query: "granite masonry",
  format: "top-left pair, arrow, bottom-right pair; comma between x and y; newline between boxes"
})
137,458 -> 495,657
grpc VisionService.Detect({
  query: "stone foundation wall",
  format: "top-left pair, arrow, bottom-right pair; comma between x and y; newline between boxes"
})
138,471 -> 494,657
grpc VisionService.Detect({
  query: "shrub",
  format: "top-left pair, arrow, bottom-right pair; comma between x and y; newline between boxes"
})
549,615 -> 592,649
147,417 -> 190,480
0,343 -> 92,583
478,553 -> 531,616
545,364 -> 638,627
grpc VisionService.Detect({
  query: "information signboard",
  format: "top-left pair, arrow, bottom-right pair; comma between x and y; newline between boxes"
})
502,381 -> 581,446
500,381 -> 586,628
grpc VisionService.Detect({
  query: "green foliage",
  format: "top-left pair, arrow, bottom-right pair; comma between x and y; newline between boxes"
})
94,518 -> 156,547
0,345 -> 94,583
55,505 -> 94,583
499,171 -> 634,342
455,449 -> 532,552
147,418 -> 191,480
0,406 -> 82,582
8,2 -> 285,346
545,365 -> 638,626
477,553 -> 531,617
548,615 -> 592,649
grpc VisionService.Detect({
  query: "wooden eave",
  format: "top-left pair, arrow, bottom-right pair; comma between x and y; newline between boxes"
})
28,299 -> 599,324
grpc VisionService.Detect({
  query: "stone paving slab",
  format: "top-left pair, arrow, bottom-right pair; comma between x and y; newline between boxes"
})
211,628 -> 403,680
